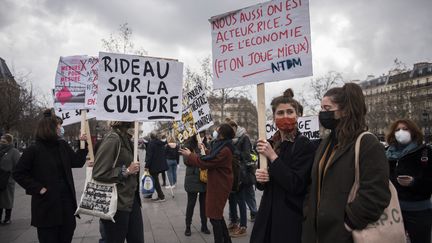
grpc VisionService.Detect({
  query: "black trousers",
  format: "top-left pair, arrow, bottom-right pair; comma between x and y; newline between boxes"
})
210,218 -> 232,243
150,172 -> 165,199
185,192 -> 207,226
100,196 -> 144,243
36,199 -> 76,243
402,209 -> 432,243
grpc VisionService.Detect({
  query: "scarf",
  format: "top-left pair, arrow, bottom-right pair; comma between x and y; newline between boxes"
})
269,129 -> 297,155
201,139 -> 235,161
386,142 -> 418,160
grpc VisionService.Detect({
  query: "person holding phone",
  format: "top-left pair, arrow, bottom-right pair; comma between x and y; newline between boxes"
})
385,119 -> 432,243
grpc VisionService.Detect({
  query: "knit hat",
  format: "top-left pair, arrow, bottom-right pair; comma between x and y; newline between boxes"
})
0,134 -> 13,144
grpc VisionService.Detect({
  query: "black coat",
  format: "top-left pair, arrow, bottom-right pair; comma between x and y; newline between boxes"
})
183,139 -> 206,193
144,139 -> 168,174
13,139 -> 87,227
388,144 -> 432,202
251,134 -> 315,243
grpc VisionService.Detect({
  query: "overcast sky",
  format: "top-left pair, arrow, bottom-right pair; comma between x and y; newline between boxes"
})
1,0 -> 431,108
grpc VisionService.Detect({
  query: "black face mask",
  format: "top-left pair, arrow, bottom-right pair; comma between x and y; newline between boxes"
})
319,111 -> 339,130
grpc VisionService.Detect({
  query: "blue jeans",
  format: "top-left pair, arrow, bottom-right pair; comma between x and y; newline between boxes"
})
229,189 -> 247,227
243,185 -> 258,216
166,159 -> 178,186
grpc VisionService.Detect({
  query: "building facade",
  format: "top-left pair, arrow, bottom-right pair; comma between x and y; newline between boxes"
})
208,96 -> 259,140
359,62 -> 432,142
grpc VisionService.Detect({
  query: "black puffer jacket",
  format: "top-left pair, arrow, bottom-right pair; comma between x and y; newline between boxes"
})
388,144 -> 432,201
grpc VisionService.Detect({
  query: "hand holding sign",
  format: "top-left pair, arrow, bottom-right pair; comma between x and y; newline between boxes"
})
256,139 -> 278,163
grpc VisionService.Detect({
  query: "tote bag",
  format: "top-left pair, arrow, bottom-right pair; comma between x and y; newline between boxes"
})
348,132 -> 406,243
141,171 -> 155,196
75,136 -> 121,222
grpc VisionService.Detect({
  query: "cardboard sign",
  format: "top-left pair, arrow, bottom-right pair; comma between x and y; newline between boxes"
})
54,56 -> 90,110
184,82 -> 214,132
173,111 -> 197,144
55,108 -> 96,126
266,115 -> 319,140
96,52 -> 184,121
210,0 -> 312,89
84,57 -> 99,109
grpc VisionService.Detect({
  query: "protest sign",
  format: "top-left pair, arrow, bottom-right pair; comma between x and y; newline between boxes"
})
210,0 -> 312,89
55,108 -> 96,126
266,115 -> 319,140
84,57 -> 99,109
54,55 -> 91,110
172,110 -> 197,144
184,82 -> 214,132
96,52 -> 184,121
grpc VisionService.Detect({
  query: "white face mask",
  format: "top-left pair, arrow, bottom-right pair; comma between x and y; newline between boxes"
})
395,130 -> 411,145
58,126 -> 65,137
212,130 -> 218,140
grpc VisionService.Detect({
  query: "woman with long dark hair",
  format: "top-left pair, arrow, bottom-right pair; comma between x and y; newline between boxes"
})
180,124 -> 235,243
13,109 -> 88,243
302,83 -> 391,243
385,119 -> 432,243
250,89 -> 315,243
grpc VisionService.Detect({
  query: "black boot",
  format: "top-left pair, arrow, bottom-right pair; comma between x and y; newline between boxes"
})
185,225 -> 191,236
201,224 -> 211,234
3,209 -> 11,224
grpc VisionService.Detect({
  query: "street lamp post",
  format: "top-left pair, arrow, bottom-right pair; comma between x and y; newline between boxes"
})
422,110 -> 430,144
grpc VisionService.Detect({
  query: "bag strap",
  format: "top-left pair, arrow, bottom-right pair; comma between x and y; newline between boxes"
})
348,131 -> 373,203
111,132 -> 122,169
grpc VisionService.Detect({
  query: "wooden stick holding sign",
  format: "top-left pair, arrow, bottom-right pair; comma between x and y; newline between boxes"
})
85,120 -> 95,163
80,110 -> 87,149
196,133 -> 206,156
257,84 -> 267,170
133,121 -> 139,163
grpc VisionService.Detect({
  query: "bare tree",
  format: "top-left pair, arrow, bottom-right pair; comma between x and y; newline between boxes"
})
101,23 -> 147,56
298,71 -> 345,114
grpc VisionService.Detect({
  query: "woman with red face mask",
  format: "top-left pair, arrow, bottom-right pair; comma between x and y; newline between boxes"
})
250,89 -> 315,243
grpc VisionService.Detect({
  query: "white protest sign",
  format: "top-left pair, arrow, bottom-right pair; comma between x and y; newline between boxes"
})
210,0 -> 312,89
266,115 -> 319,140
84,57 -> 99,109
184,83 -> 214,132
54,55 -> 90,110
55,108 -> 96,126
96,52 -> 184,121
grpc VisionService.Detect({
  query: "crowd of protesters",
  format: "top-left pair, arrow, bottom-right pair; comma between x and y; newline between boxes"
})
0,82 -> 430,243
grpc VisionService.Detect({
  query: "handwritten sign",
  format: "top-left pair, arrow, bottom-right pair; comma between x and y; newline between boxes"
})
96,52 -> 184,121
266,115 -> 319,140
173,111 -> 197,143
210,0 -> 312,89
55,108 -> 96,126
84,57 -> 99,109
184,82 -> 214,132
54,55 -> 90,109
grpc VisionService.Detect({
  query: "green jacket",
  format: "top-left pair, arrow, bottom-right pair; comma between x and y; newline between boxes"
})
92,130 -> 139,212
302,133 -> 391,243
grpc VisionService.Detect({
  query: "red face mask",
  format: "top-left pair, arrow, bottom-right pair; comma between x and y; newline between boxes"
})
275,117 -> 297,132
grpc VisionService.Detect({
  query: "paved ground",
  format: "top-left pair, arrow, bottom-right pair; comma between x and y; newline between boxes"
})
0,149 -> 261,243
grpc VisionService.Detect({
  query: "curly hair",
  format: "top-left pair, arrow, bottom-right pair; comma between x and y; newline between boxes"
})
385,119 -> 424,146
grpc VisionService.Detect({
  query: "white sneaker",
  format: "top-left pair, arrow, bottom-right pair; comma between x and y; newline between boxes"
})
165,185 -> 171,189
171,184 -> 176,188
